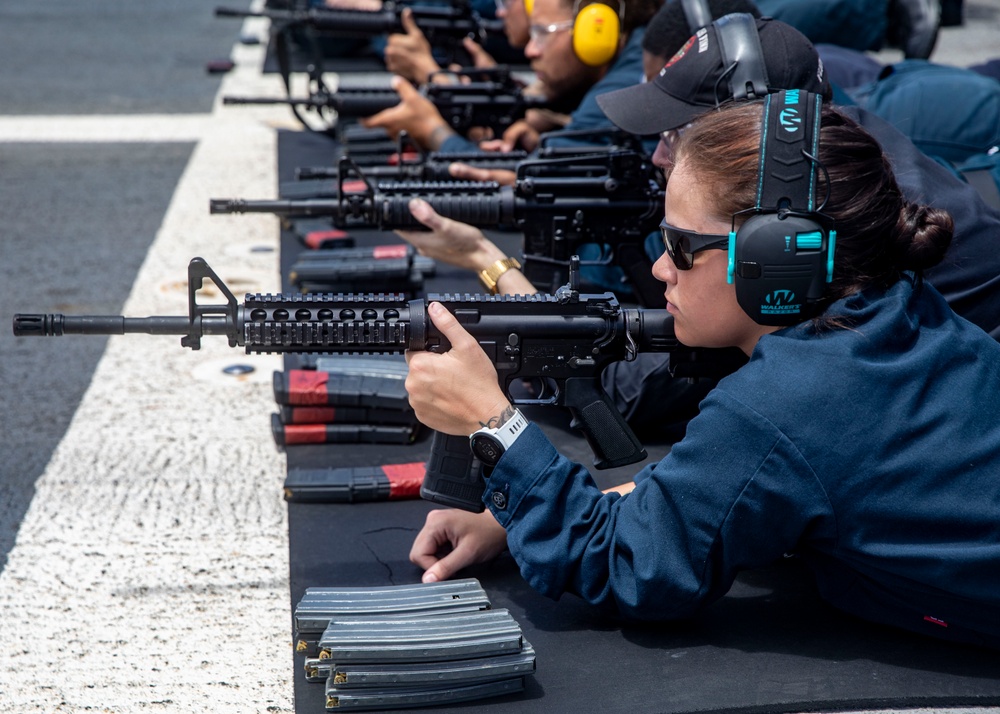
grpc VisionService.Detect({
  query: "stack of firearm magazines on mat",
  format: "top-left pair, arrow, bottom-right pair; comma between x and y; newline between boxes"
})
272,354 -> 422,450
293,579 -> 536,710
288,244 -> 436,296
277,354 -> 428,503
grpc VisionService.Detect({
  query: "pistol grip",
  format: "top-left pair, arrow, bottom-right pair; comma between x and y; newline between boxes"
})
420,431 -> 486,513
563,377 -> 647,469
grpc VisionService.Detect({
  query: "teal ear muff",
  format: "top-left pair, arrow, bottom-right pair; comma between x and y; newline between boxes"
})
572,0 -> 623,66
730,90 -> 836,326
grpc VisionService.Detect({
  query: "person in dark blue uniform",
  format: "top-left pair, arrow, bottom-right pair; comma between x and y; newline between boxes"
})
585,12 -> 1000,432
360,0 -> 662,153
404,93 -> 1000,650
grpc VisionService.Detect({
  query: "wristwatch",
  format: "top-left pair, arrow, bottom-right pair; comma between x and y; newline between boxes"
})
478,257 -> 522,295
469,409 -> 528,466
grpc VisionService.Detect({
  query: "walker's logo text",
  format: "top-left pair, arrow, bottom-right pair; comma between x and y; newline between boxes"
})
761,290 -> 801,316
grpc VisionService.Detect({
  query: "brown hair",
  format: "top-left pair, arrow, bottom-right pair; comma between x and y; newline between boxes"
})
672,100 -> 954,309
622,0 -> 664,34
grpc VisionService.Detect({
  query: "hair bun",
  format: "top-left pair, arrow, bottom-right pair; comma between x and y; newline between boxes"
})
895,203 -> 953,273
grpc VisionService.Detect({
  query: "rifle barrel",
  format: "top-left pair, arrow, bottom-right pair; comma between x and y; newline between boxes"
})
209,198 -> 341,216
12,314 -> 232,337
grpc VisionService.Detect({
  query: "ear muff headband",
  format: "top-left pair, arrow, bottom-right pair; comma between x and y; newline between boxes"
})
727,90 -> 837,326
525,0 -> 533,16
681,0 -> 712,34
572,0 -> 623,66
714,12 -> 770,101
755,90 -> 822,212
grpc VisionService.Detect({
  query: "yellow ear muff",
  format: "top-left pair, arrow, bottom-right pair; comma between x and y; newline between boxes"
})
572,2 -> 620,66
524,0 -> 533,16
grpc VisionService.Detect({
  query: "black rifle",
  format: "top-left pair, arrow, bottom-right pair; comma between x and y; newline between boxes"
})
217,3 -> 504,132
215,2 -> 503,60
295,149 -> 530,183
210,150 -> 667,306
13,257 -> 742,511
223,67 -> 549,137
287,126 -> 650,196
283,149 -> 528,200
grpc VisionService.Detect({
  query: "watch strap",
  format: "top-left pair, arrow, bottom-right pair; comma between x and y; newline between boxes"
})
469,408 -> 529,465
489,408 -> 528,451
478,257 -> 522,295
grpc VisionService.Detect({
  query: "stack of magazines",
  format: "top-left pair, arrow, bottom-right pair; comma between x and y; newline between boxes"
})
293,579 -> 536,710
271,355 -> 422,449
287,243 -> 436,295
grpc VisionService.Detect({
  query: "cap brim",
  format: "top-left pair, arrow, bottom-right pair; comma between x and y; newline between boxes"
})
596,81 -> 707,136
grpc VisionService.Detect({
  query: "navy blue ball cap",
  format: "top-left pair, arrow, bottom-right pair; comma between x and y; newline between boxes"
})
597,15 -> 831,136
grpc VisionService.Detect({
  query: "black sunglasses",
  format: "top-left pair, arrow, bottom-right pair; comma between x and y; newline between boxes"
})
659,220 -> 730,270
